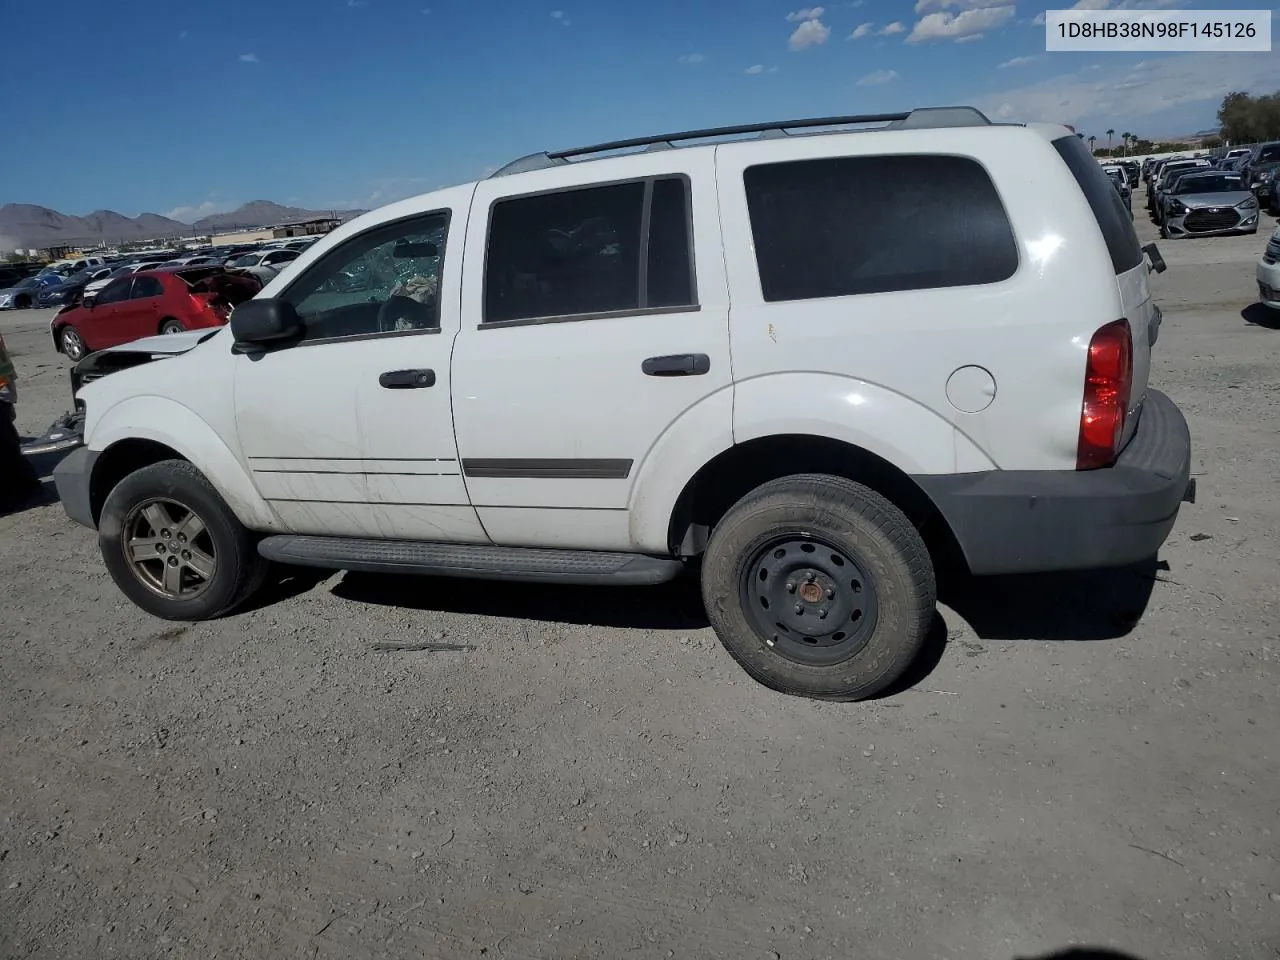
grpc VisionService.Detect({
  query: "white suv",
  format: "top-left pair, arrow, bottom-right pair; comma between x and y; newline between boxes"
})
53,107 -> 1193,701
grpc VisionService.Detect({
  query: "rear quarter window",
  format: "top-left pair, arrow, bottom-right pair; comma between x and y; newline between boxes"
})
743,154 -> 1018,302
1052,135 -> 1142,275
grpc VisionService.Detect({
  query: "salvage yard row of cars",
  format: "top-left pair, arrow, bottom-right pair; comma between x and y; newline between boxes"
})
0,236 -> 317,314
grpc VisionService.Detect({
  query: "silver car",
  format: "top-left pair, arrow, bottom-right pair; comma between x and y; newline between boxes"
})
1160,171 -> 1259,239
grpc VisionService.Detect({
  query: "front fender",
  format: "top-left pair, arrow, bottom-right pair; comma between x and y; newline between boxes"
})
87,395 -> 281,530
733,373 -> 996,475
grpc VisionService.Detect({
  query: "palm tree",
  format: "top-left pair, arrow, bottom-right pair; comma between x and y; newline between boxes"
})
1121,131 -> 1133,155
1106,128 -> 1115,154
1088,135 -> 1097,154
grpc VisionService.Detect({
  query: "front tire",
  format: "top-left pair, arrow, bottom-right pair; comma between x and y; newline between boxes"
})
97,460 -> 267,621
60,326 -> 86,360
701,474 -> 935,701
160,318 -> 184,335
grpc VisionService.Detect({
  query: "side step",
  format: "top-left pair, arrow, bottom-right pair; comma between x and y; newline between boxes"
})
257,535 -> 683,586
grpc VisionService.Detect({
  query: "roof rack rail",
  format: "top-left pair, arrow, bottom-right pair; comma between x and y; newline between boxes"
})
487,106 -> 992,178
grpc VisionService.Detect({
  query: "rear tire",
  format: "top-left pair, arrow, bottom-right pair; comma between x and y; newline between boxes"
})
60,326 -> 86,360
98,460 -> 268,621
701,474 -> 935,701
160,318 -> 184,335
15,295 -> 31,309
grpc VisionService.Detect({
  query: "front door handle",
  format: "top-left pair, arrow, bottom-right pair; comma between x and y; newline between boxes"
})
379,368 -> 436,389
642,353 -> 711,377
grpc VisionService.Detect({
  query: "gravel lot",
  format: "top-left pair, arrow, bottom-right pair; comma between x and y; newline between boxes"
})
2,213 -> 1278,960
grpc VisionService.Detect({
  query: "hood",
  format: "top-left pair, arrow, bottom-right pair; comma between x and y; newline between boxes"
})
1176,190 -> 1256,208
96,328 -> 220,357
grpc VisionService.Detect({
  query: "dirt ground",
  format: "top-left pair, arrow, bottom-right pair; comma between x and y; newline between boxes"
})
2,211 -> 1278,960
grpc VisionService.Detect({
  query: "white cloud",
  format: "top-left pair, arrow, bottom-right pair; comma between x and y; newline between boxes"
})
164,200 -> 238,222
550,9 -> 563,16
849,21 -> 874,38
908,5 -> 1014,42
745,63 -> 765,74
178,30 -> 189,39
678,53 -> 706,63
916,0 -> 1014,11
880,20 -> 906,34
955,33 -> 984,41
769,65 -> 780,71
1031,0 -> 1189,23
347,0 -> 367,7
976,49 -> 1280,129
999,54 -> 1036,67
238,52 -> 259,63
857,68 -> 901,85
789,17 -> 831,49
786,6 -> 825,20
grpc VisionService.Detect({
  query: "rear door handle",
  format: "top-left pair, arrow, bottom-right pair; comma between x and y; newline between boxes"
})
379,368 -> 436,389
642,353 -> 711,377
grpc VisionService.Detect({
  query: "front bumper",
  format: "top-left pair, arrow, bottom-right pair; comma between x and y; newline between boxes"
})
914,389 -> 1192,576
52,446 -> 99,529
1258,257 -> 1280,309
1163,207 -> 1256,237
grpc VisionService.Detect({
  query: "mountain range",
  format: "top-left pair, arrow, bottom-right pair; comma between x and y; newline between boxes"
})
0,201 -> 364,251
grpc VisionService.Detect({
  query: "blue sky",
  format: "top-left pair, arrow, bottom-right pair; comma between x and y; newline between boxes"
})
2,0 -> 1277,220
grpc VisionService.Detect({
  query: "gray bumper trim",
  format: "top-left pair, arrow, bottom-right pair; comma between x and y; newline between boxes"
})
914,389 -> 1192,576
53,446 -> 99,530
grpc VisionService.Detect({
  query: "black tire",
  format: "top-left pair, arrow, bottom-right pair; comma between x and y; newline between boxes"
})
701,474 -> 935,701
97,459 -> 268,621
59,325 -> 86,360
160,318 -> 184,335
15,295 -> 30,309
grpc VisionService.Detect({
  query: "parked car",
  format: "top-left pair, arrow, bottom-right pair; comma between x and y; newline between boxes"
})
1159,171 -> 1259,238
51,108 -> 1192,702
0,274 -> 60,310
1146,156 -> 1191,207
226,248 -> 300,270
38,265 -> 115,309
1256,220 -> 1280,305
1150,159 -> 1212,213
37,256 -> 106,279
1100,164 -> 1132,215
1239,142 -> 1280,208
1118,159 -> 1139,187
50,266 -> 263,360
0,262 -> 45,288
1155,165 -> 1228,223
83,260 -> 172,299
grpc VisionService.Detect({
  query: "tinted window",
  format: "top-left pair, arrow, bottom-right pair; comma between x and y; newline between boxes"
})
485,181 -> 644,323
1256,144 -> 1280,163
1052,135 -> 1142,275
483,177 -> 696,324
744,154 -> 1018,302
131,276 -> 164,298
283,211 -> 448,342
1175,175 -> 1242,194
647,177 -> 695,309
95,277 -> 133,305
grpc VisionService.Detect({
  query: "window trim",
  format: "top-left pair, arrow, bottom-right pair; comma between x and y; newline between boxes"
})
480,173 -> 698,328
275,208 -> 452,346
742,151 -> 1020,304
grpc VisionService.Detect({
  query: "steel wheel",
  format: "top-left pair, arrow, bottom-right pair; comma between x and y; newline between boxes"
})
121,497 -> 217,600
740,535 -> 879,667
61,327 -> 85,360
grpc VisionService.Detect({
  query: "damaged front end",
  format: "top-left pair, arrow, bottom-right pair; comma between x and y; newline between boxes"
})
22,329 -> 219,457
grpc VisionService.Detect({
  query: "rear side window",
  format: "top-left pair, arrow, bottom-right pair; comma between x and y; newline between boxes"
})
743,154 -> 1018,302
484,176 -> 697,324
1052,135 -> 1142,275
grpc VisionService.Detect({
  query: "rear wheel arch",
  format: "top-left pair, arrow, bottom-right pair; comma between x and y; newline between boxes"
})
666,434 -> 965,573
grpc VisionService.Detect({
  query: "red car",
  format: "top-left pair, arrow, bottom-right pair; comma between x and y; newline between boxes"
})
51,266 -> 262,360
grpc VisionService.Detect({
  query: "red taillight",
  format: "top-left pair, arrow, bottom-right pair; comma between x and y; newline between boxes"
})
1077,319 -> 1133,470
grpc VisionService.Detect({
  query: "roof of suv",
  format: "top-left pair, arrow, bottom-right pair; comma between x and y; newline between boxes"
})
488,106 -> 1047,178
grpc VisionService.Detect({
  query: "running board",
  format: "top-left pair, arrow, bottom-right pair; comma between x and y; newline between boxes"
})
257,535 -> 683,586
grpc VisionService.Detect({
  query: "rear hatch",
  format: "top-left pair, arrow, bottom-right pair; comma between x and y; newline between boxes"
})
1052,134 -> 1153,449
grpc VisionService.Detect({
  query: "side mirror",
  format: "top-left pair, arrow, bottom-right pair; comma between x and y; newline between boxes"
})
1142,242 -> 1167,275
230,298 -> 303,352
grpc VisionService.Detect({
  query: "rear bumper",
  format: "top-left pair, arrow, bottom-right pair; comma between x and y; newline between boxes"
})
1258,259 -> 1280,308
914,389 -> 1192,576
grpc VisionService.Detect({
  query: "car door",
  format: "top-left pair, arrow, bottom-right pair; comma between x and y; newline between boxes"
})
233,188 -> 487,542
79,276 -> 135,349
121,274 -> 166,339
450,152 -> 732,552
